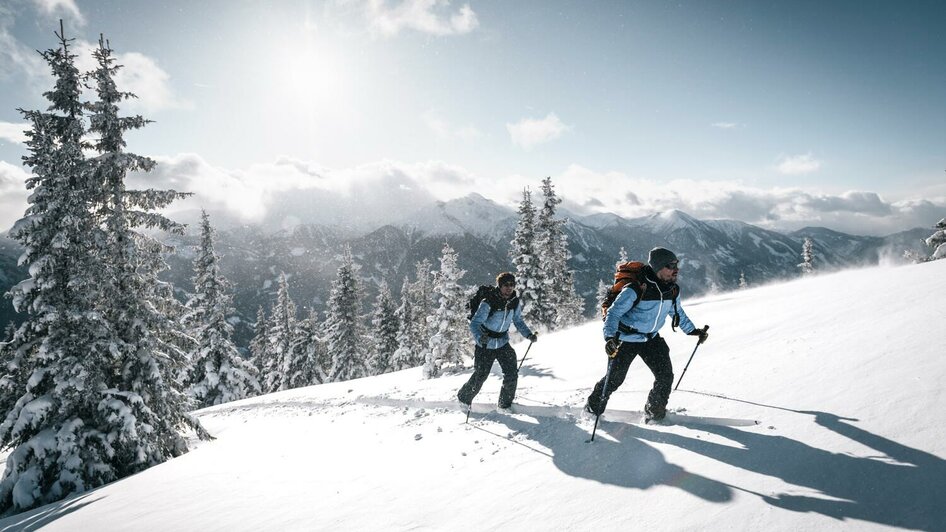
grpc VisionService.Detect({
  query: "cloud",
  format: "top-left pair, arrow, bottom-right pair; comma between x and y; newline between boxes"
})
365,0 -> 479,37
73,41 -> 190,113
0,7 -> 48,83
507,113 -> 570,149
712,122 -> 739,129
0,4 -> 184,114
0,161 -> 31,233
0,122 -> 28,145
777,153 -> 822,175
2,150 -> 940,238
31,0 -> 86,27
529,164 -> 945,236
798,191 -> 892,216
133,154 -> 479,231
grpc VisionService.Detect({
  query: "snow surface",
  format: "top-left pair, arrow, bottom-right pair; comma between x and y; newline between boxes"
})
1,260 -> 945,531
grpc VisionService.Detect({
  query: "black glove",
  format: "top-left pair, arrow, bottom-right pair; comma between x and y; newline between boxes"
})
605,336 -> 621,358
688,326 -> 709,345
527,333 -> 538,342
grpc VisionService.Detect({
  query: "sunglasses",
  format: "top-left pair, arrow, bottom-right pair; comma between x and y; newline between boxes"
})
664,261 -> 680,270
501,282 -> 516,287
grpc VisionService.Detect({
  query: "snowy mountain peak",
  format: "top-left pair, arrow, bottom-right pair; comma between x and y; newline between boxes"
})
395,193 -> 516,236
645,209 -> 703,232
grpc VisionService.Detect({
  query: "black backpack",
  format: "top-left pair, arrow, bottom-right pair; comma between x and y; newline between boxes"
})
467,285 -> 519,321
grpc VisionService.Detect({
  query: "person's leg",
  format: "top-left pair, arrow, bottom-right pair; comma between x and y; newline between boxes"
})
494,343 -> 519,408
457,346 -> 496,405
585,342 -> 639,414
639,337 -> 673,420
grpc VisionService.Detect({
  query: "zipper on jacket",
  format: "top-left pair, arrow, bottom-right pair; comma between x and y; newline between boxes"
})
646,277 -> 663,333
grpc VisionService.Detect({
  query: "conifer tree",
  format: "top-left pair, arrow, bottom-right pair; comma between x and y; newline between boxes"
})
390,277 -> 417,371
184,211 -> 260,407
0,29 -> 203,514
595,280 -> 610,318
925,217 -> 946,261
616,246 -> 629,267
424,243 -> 469,378
739,271 -> 749,289
88,32 -> 209,473
263,273 -> 297,392
531,178 -> 563,330
325,247 -> 369,382
368,281 -> 399,375
553,232 -> 586,328
509,188 -> 541,326
1,29 -> 120,512
249,306 -> 271,377
409,259 -> 434,362
798,237 -> 815,275
535,176 -> 582,329
287,308 -> 319,388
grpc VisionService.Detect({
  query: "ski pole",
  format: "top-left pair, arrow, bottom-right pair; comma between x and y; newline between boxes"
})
589,354 -> 617,443
674,325 -> 709,391
517,340 -> 535,371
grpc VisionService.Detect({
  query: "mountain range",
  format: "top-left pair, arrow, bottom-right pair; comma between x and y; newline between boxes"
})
0,193 -> 932,347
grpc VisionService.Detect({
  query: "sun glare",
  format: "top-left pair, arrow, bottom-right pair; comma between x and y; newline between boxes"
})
269,36 -> 351,116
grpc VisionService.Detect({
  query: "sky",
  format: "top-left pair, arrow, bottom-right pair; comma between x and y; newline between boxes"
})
1,258 -> 944,530
0,0 -> 944,236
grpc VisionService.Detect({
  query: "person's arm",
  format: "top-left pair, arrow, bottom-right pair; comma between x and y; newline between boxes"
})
675,299 -> 696,334
469,301 -> 490,345
602,285 -> 640,339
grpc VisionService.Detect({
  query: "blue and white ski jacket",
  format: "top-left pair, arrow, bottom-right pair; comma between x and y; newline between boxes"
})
603,273 -> 696,342
469,295 -> 534,350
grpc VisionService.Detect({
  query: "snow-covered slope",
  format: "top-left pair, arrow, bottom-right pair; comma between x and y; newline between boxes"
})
2,261 -> 945,531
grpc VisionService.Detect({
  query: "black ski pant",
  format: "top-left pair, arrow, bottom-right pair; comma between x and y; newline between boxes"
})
586,336 -> 673,416
457,343 -> 518,408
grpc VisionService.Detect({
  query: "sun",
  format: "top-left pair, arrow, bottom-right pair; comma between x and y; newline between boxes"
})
267,34 -> 351,116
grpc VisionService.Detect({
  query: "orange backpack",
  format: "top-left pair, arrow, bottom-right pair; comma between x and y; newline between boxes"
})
601,261 -> 681,328
600,261 -> 647,319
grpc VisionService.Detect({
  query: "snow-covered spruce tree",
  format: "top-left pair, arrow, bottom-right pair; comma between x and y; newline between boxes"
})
87,33 -> 209,478
325,247 -> 369,382
409,259 -> 434,363
249,306 -> 271,377
509,187 -> 542,327
287,308 -> 320,388
925,217 -> 946,261
595,280 -> 610,319
390,277 -> 417,371
798,237 -> 815,275
739,271 -> 748,289
368,280 -> 399,375
0,29 -> 157,514
553,232 -> 585,328
423,243 -> 469,378
183,211 -> 260,407
535,176 -> 582,329
531,178 -> 563,330
0,31 -> 113,513
263,273 -> 297,392
616,246 -> 628,268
